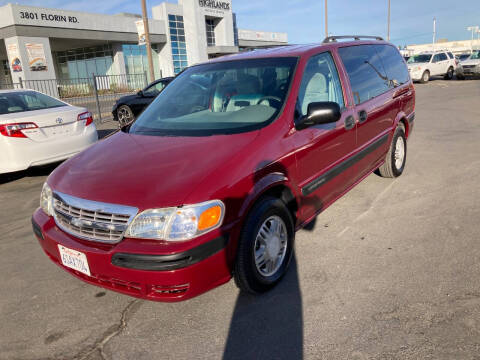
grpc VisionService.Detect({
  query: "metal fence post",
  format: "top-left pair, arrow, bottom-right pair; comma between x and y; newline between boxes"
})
19,77 -> 23,89
144,71 -> 148,87
92,73 -> 102,123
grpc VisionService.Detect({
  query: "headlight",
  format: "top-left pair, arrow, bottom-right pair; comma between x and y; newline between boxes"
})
125,200 -> 225,241
40,182 -> 53,216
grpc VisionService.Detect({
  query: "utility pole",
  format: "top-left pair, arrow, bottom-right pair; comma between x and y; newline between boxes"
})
387,0 -> 391,41
325,0 -> 328,39
141,0 -> 155,82
432,17 -> 436,52
467,26 -> 479,53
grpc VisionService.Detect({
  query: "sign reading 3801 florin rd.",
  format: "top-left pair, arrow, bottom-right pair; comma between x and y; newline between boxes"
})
19,10 -> 78,23
198,0 -> 230,10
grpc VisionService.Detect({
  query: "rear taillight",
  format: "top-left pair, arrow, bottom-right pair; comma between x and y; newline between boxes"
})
78,111 -> 93,126
0,122 -> 38,138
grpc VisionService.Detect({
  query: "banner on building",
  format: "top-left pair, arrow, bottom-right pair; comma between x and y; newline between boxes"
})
7,44 -> 22,72
135,20 -> 146,45
25,43 -> 48,71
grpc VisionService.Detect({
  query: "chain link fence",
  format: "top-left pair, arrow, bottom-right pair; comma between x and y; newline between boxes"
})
0,73 -> 149,124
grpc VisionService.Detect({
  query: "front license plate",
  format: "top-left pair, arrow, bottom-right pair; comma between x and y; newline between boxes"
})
58,245 -> 91,276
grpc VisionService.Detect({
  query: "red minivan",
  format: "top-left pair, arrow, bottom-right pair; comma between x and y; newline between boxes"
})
33,36 -> 415,302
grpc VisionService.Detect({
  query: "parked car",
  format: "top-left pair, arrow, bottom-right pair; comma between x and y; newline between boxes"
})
33,36 -> 415,302
0,89 -> 97,174
407,51 -> 456,83
457,50 -> 480,80
112,77 -> 173,127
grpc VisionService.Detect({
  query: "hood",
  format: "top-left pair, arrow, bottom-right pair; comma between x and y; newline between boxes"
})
461,59 -> 480,66
116,94 -> 139,104
48,130 -> 259,210
407,62 -> 427,68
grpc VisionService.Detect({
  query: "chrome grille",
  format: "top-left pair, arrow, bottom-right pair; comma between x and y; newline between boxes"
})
463,65 -> 476,69
52,191 -> 138,244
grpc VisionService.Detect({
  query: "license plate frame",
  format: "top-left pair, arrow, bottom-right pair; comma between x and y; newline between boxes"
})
58,244 -> 91,276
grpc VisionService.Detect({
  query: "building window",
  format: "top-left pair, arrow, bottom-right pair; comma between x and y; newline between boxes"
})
54,45 -> 114,80
122,44 -> 160,79
205,18 -> 216,47
168,14 -> 188,74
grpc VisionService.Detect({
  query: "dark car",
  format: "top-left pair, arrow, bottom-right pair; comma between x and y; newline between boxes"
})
112,77 -> 173,126
34,35 -> 415,302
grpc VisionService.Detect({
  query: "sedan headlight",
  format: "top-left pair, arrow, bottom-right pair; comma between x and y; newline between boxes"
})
125,200 -> 225,241
40,182 -> 53,216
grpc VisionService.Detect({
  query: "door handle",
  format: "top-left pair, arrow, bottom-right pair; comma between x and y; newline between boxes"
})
358,110 -> 368,123
344,115 -> 355,130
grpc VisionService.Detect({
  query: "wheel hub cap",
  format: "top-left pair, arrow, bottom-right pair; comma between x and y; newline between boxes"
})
394,137 -> 405,169
254,215 -> 288,277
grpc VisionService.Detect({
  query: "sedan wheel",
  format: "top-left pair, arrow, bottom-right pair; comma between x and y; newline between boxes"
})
117,105 -> 134,127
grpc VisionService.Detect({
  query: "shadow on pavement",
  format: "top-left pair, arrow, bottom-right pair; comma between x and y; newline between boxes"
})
223,255 -> 303,360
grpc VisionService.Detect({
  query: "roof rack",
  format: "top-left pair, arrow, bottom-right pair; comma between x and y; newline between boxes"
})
322,35 -> 384,43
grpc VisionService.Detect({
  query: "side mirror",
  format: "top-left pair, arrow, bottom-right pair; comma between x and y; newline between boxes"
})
137,90 -> 143,97
296,102 -> 341,130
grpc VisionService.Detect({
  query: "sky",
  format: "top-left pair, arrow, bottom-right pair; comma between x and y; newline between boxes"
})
1,0 -> 479,46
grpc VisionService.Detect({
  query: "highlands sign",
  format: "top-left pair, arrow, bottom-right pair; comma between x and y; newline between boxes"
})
198,0 -> 230,11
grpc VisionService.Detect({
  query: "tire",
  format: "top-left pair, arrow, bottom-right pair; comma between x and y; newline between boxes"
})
378,123 -> 407,178
117,105 -> 134,127
420,70 -> 430,83
234,196 -> 295,294
444,67 -> 454,80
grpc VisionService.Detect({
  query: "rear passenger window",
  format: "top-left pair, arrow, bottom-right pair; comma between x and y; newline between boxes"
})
297,51 -> 345,116
374,45 -> 410,86
338,45 -> 389,105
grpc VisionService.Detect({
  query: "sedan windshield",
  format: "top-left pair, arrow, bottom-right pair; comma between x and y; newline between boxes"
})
0,91 -> 66,115
129,57 -> 297,136
407,54 -> 432,63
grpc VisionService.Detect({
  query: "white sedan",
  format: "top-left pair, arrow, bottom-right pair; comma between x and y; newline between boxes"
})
0,89 -> 98,174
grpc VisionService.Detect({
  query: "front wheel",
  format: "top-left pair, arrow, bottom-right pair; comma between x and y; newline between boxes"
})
420,70 -> 430,83
117,105 -> 134,127
377,123 -> 407,178
444,67 -> 454,80
234,196 -> 294,294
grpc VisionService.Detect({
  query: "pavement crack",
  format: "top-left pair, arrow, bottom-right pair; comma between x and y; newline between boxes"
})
73,299 -> 142,360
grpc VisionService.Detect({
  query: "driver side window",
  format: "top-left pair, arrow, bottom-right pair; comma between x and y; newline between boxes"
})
297,52 -> 344,117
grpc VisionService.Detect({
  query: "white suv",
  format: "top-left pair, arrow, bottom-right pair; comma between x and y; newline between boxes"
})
457,50 -> 480,80
407,51 -> 456,83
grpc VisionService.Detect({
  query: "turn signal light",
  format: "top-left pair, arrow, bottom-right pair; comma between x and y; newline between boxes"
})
0,122 -> 38,138
78,111 -> 93,126
198,205 -> 222,231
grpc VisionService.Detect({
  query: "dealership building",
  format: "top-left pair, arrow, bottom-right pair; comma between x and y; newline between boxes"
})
0,0 -> 288,86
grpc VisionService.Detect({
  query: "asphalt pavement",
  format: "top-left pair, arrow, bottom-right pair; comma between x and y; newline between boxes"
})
1,78 -> 480,360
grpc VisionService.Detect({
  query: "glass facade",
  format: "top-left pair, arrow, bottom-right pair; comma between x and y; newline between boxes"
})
122,44 -> 160,80
55,45 -> 114,79
206,19 -> 216,47
168,14 -> 188,74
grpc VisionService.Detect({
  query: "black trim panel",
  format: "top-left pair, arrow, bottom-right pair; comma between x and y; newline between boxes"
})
302,133 -> 389,196
32,217 -> 44,241
111,235 -> 229,271
407,112 -> 415,125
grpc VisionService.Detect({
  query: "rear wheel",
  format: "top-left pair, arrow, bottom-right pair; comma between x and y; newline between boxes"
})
234,196 -> 294,294
117,105 -> 134,127
378,123 -> 407,178
444,67 -> 454,80
420,70 -> 430,83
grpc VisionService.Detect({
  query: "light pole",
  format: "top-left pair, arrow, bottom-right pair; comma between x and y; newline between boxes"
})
141,0 -> 155,82
432,17 -> 436,52
467,26 -> 479,53
325,0 -> 328,39
387,0 -> 391,41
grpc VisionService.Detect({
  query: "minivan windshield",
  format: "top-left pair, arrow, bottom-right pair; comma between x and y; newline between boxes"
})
0,91 -> 66,115
407,54 -> 432,63
129,57 -> 297,136
470,50 -> 480,60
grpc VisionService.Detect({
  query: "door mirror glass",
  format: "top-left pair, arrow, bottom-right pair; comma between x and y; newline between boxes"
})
296,101 -> 341,130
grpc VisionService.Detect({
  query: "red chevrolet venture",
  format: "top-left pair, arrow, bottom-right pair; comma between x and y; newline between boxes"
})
33,36 -> 415,302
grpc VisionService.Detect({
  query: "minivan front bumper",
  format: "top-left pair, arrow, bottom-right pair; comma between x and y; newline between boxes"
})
32,208 -> 232,302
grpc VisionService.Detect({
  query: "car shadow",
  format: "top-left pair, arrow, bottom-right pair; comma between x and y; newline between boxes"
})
0,162 -> 60,185
222,254 -> 303,360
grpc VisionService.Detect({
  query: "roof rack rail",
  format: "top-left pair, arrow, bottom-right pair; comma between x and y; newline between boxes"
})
322,35 -> 384,43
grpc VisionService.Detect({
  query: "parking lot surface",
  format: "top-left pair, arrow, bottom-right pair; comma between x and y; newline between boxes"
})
1,79 -> 480,360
